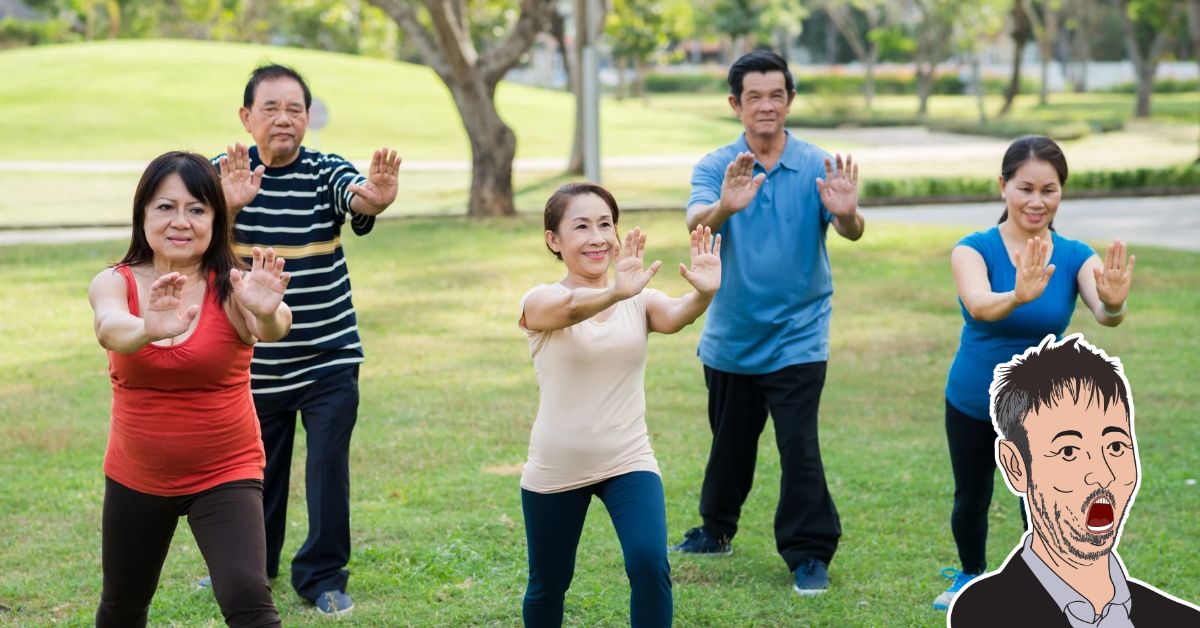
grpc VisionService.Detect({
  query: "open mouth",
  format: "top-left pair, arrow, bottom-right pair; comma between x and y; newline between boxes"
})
582,250 -> 608,261
1085,496 -> 1115,533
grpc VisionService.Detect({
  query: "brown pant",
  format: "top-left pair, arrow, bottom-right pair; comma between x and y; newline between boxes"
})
95,477 -> 281,628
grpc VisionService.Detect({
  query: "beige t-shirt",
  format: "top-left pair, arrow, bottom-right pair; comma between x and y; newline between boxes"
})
518,283 -> 663,493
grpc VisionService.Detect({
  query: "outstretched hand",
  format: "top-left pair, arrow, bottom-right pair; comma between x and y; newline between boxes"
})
144,273 -> 199,341
231,247 -> 290,318
816,153 -> 859,218
218,142 -> 265,211
347,148 -> 401,213
1094,240 -> 1135,310
679,225 -> 722,296
612,227 -> 662,299
719,152 -> 766,215
1014,236 -> 1055,305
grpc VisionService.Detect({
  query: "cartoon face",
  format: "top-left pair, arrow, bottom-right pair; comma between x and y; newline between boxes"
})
1021,391 -> 1138,562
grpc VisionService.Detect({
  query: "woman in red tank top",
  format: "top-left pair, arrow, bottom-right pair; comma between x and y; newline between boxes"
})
87,152 -> 292,627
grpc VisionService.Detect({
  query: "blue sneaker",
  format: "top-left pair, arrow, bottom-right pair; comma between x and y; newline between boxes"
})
669,527 -> 732,555
792,558 -> 830,595
315,590 -> 354,617
933,567 -> 979,610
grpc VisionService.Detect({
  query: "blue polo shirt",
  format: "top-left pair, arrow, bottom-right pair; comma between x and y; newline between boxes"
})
688,132 -> 834,374
945,226 -> 1096,420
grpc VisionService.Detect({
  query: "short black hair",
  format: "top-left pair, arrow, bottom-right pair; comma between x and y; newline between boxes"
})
727,51 -> 794,104
990,334 -> 1131,467
243,64 -> 312,110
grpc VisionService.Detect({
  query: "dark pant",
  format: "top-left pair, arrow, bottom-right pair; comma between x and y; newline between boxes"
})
698,362 -> 840,571
255,366 -> 359,603
96,477 -> 280,628
945,398 -> 1003,575
522,471 -> 672,628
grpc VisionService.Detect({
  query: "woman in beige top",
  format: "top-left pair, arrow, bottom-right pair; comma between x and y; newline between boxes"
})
518,183 -> 721,627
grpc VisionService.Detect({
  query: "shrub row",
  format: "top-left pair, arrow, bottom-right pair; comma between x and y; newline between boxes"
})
785,115 -> 1124,141
1103,79 -> 1200,94
862,164 -> 1200,201
643,71 -> 1040,96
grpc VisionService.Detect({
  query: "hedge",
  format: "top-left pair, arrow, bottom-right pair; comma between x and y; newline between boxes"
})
861,164 -> 1200,202
642,71 -> 1040,96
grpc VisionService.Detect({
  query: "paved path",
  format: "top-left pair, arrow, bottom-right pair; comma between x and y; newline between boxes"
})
3,195 -> 1194,250
862,194 -> 1197,252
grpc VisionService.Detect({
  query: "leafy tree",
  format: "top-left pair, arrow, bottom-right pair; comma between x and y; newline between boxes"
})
819,0 -> 899,111
954,0 -> 1008,122
1113,0 -> 1186,117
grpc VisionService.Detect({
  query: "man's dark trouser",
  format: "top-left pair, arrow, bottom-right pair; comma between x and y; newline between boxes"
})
699,362 -> 841,571
255,366 -> 358,603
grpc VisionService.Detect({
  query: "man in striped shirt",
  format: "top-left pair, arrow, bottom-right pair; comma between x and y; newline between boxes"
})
215,64 -> 400,616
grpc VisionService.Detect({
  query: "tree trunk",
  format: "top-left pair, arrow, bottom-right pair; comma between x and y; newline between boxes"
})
1134,66 -> 1154,118
449,78 -> 518,217
616,56 -> 628,100
865,47 -> 877,112
635,57 -> 648,105
1000,1 -> 1032,116
1187,0 -> 1200,160
564,5 -> 584,174
972,55 -> 987,123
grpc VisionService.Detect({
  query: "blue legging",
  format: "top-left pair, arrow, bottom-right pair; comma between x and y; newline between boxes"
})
522,471 -> 672,627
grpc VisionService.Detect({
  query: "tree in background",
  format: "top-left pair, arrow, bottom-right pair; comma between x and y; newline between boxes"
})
1020,0 -> 1064,106
1061,0 -> 1098,92
910,0 -> 955,117
955,0 -> 1008,123
1114,0 -> 1186,118
606,0 -> 691,101
1185,0 -> 1200,162
998,0 -> 1033,115
711,0 -> 761,61
370,0 -> 555,217
755,0 -> 806,59
819,0 -> 898,112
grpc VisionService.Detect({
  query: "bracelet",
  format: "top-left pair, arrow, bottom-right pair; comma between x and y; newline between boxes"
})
1102,302 -> 1127,317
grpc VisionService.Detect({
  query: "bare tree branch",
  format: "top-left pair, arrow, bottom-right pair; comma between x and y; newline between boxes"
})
422,0 -> 479,82
480,0 -> 556,85
369,0 -> 452,79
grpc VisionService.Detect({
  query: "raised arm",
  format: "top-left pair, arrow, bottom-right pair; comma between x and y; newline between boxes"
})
217,142 -> 265,215
347,148 -> 402,216
687,152 -> 764,232
230,247 -> 292,342
817,153 -> 864,241
1077,240 -> 1134,328
646,226 -> 722,334
522,228 -> 662,332
952,236 -> 1055,322
89,269 -> 199,353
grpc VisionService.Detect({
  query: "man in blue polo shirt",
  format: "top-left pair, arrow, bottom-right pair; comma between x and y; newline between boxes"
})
213,64 -> 400,616
670,51 -> 864,595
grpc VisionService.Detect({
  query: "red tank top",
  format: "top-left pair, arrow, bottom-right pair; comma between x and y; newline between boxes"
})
104,265 -> 265,496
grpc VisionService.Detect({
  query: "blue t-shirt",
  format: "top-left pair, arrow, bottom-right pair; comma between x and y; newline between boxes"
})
945,226 -> 1096,420
688,132 -> 834,374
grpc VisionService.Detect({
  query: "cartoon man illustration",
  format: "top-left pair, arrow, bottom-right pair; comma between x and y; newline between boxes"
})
949,333 -> 1200,626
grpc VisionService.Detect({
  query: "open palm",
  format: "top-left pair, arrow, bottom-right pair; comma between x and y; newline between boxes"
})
612,227 -> 662,299
218,142 -> 265,210
1014,237 -> 1055,304
1094,240 -> 1135,309
347,148 -> 401,212
816,153 -> 859,218
679,225 -> 722,296
232,247 -> 290,317
144,273 -> 199,341
719,151 -> 766,214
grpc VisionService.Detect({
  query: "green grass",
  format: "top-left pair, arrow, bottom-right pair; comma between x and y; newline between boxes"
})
0,39 -> 753,162
0,214 -> 1197,625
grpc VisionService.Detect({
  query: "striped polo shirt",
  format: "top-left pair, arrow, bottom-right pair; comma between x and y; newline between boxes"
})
213,145 -> 372,396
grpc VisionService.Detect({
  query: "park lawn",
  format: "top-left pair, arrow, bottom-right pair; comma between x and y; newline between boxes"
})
0,213 -> 1197,626
0,39 -> 762,162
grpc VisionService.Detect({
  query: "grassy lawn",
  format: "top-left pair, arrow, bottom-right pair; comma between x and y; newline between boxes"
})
0,213 -> 1197,625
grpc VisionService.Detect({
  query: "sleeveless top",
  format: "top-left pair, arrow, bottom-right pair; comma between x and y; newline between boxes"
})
104,265 -> 265,496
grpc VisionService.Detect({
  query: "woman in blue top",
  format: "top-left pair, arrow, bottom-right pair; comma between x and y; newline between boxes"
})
933,135 -> 1135,611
